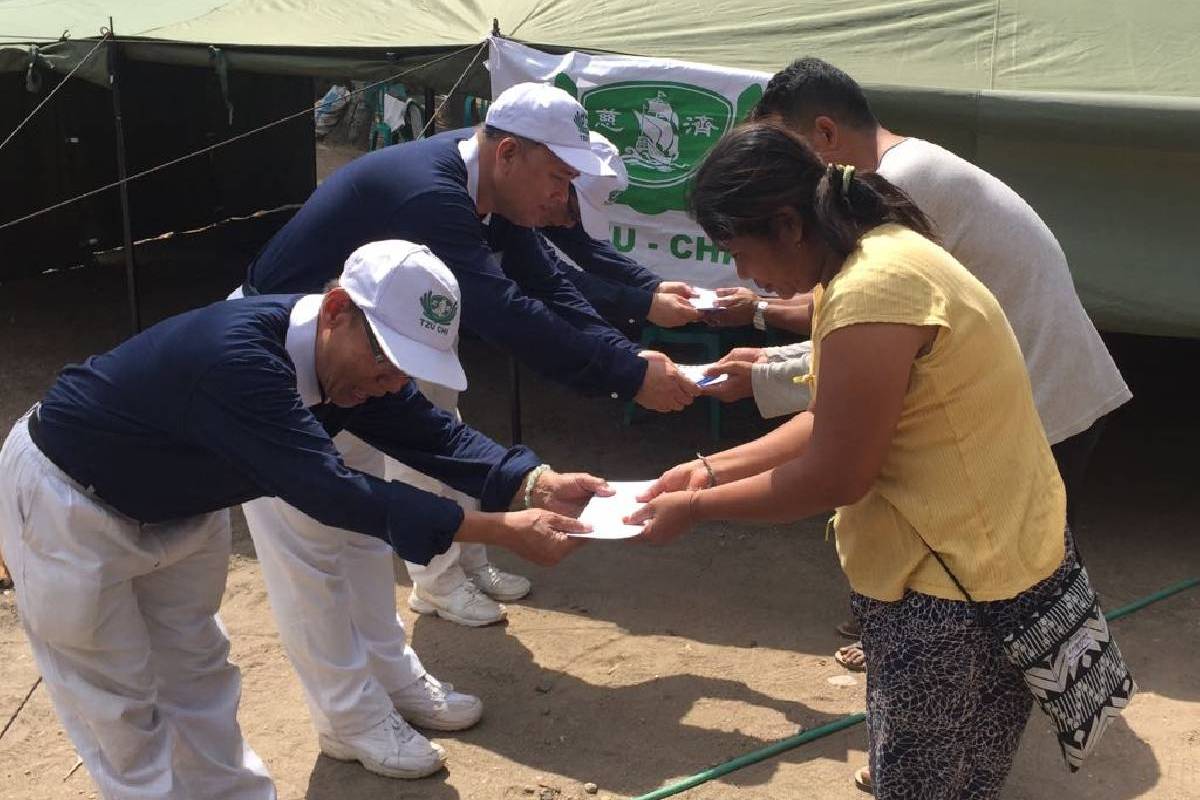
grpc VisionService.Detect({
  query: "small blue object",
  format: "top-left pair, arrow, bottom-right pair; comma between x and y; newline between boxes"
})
695,374 -> 721,387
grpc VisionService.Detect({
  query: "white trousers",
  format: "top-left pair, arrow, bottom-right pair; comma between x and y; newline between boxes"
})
391,460 -> 483,596
399,379 -> 487,595
241,431 -> 426,737
0,413 -> 274,800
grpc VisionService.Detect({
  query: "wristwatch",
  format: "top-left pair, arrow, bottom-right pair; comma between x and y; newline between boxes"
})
752,300 -> 769,331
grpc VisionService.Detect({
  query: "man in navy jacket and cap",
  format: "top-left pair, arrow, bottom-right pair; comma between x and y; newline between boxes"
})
0,241 -> 607,797
234,85 -> 699,768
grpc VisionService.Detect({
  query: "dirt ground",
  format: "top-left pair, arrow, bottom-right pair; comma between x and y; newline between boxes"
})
1,244 -> 1198,800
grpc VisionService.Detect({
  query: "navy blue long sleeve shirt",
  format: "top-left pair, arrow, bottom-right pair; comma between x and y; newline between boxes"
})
541,222 -> 663,326
246,129 -> 646,399
33,295 -> 541,565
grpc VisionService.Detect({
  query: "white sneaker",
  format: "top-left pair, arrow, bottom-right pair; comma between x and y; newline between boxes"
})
468,564 -> 532,602
318,711 -> 446,779
392,674 -> 483,731
408,580 -> 506,627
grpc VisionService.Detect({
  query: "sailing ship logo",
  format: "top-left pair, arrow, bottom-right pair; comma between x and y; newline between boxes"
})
579,80 -> 762,215
628,91 -> 680,172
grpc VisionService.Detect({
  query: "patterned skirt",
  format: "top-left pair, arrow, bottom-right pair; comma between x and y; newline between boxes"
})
851,535 -> 1076,800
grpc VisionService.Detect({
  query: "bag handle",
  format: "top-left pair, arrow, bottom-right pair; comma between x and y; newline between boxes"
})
913,523 -> 1077,608
912,531 -> 977,604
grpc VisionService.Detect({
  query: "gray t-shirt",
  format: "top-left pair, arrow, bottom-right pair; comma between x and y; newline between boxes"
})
752,138 -> 1131,443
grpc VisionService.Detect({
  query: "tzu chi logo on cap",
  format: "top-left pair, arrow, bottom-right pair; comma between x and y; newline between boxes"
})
573,109 -> 590,142
419,289 -> 458,334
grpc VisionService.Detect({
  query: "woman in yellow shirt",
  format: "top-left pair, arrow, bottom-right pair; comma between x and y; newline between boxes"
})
631,122 -> 1071,799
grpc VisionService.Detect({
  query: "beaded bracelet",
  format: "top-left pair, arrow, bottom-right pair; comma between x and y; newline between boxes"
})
523,464 -> 553,510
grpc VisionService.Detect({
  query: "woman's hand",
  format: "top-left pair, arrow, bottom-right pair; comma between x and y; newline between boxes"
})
626,490 -> 698,545
638,460 -> 711,502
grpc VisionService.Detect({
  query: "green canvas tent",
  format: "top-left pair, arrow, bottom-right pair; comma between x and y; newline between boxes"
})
2,1 -> 1198,335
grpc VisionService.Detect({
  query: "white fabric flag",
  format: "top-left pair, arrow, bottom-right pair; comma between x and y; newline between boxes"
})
488,37 -> 768,289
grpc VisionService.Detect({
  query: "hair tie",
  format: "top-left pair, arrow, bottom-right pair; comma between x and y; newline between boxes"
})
838,164 -> 855,198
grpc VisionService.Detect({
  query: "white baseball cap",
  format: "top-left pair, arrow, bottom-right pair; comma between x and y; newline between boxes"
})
340,240 -> 468,392
485,82 -> 618,178
575,131 -> 629,238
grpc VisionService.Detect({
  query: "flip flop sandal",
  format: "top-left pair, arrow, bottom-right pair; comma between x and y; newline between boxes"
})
853,765 -> 874,794
835,619 -> 861,639
834,642 -> 867,673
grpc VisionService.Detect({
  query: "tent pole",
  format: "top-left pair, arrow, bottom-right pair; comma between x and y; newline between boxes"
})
422,86 -> 436,137
107,19 -> 140,333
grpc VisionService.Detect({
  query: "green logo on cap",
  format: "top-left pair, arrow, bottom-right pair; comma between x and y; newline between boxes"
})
420,290 -> 457,332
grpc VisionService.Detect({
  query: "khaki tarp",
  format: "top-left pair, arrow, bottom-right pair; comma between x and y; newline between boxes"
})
3,1 -> 1198,335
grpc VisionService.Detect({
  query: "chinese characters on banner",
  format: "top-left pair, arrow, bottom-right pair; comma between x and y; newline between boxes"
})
488,36 -> 768,288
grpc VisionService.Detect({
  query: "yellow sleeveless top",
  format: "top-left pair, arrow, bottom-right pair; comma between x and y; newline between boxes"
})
811,224 -> 1065,601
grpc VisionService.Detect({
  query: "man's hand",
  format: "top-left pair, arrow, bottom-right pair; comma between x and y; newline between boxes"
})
635,350 -> 700,412
638,459 -> 711,502
531,470 -> 614,517
647,292 -> 702,328
719,346 -> 767,365
656,281 -> 696,298
497,508 -> 589,566
700,361 -> 754,403
705,287 -> 759,328
626,491 -> 698,546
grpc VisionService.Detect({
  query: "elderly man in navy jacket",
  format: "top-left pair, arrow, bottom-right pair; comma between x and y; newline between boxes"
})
0,241 -> 606,797
236,85 -> 698,748
536,133 -> 702,333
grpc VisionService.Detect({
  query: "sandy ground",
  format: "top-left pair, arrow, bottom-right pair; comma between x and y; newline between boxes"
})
1,246 -> 1198,800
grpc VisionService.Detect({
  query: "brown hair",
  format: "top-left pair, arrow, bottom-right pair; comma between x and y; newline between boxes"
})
687,121 -> 937,260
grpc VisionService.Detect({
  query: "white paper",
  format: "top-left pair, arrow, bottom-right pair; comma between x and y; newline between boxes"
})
678,363 -> 728,387
573,480 -> 656,539
688,288 -> 720,310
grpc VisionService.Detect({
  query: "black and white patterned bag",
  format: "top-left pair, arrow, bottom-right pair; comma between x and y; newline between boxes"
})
920,538 -> 1137,771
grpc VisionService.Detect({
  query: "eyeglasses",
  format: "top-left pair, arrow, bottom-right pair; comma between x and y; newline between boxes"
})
360,312 -> 388,364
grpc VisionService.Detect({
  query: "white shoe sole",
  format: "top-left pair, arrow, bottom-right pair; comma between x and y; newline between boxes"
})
400,702 -> 484,732
407,592 -> 506,627
472,580 -> 531,602
318,738 -> 446,780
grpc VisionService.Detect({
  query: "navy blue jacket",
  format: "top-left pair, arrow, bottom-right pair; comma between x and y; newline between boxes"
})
34,296 -> 540,565
246,130 -> 646,399
541,223 -> 662,327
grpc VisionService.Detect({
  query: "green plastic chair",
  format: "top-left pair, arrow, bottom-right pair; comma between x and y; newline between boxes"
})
367,83 -> 414,150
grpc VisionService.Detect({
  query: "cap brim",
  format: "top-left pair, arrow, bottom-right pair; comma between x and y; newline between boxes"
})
576,184 -> 612,239
363,311 -> 468,392
546,142 -> 616,178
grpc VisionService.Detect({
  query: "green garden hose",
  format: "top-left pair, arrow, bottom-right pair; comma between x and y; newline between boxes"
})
630,576 -> 1199,800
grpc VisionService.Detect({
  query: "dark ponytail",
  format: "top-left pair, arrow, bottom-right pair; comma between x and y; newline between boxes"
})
689,121 -> 938,261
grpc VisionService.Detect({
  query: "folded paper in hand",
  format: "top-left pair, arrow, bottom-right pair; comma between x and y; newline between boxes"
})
573,481 -> 656,539
688,289 -> 720,311
678,364 -> 728,387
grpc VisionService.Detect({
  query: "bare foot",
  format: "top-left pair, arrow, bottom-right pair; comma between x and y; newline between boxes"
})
834,641 -> 866,672
853,765 -> 873,794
